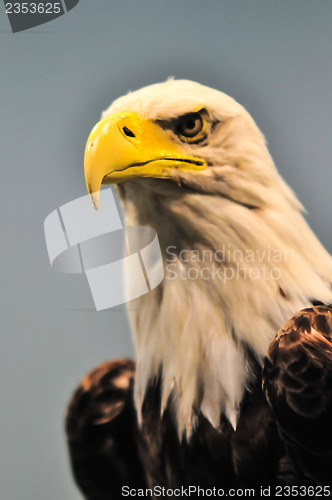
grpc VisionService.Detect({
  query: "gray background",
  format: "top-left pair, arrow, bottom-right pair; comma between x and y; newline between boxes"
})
0,1 -> 331,498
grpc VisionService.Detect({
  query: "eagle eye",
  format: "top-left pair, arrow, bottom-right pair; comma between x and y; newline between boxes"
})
176,113 -> 203,139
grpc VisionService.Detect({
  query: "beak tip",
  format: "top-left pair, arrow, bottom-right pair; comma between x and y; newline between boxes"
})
91,196 -> 100,210
87,183 -> 100,210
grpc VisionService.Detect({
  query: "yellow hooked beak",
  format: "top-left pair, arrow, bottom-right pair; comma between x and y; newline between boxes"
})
84,111 -> 206,209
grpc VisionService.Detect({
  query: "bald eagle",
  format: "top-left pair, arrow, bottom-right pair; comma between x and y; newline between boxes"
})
66,80 -> 332,497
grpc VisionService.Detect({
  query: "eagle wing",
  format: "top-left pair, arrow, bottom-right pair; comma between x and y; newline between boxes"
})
263,305 -> 332,484
66,359 -> 146,499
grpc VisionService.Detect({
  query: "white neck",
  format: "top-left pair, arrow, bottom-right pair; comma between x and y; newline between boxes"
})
118,179 -> 332,438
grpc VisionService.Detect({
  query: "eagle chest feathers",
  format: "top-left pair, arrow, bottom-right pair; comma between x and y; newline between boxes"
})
66,80 -> 332,497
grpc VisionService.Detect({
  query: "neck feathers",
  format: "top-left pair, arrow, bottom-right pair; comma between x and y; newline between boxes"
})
119,172 -> 332,438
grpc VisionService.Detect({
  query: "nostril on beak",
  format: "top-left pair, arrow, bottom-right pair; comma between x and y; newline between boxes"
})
123,126 -> 135,138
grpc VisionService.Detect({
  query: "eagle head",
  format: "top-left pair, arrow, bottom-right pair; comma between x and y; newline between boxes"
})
85,79 -> 281,211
